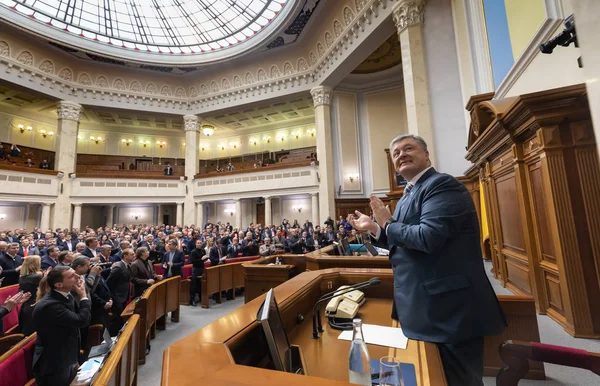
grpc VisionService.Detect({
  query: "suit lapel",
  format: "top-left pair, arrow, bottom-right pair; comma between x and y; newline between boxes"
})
399,168 -> 437,223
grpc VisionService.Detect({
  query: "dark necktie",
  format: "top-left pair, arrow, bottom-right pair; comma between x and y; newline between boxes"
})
403,183 -> 413,197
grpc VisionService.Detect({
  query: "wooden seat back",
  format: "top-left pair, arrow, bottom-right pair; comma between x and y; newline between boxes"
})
0,333 -> 36,386
0,285 -> 20,335
200,256 -> 261,308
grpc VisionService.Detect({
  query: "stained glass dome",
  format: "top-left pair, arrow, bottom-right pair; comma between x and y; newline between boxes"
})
0,0 -> 290,62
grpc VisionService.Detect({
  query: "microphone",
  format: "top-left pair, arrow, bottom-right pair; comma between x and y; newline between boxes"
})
311,277 -> 381,339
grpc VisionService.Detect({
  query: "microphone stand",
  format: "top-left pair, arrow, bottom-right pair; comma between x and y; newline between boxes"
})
311,278 -> 381,339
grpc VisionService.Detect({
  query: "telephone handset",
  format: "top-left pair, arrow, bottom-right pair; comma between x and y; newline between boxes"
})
325,285 -> 366,319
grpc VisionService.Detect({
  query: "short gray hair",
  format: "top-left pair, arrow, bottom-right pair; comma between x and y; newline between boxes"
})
389,134 -> 428,152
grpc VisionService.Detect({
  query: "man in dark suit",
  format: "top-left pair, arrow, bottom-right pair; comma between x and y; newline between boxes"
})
130,247 -> 163,298
164,162 -> 173,176
60,234 -> 75,252
240,232 -> 258,257
162,240 -> 185,278
284,229 -> 304,254
188,240 -> 208,306
209,239 -> 228,266
41,246 -> 60,270
227,237 -> 241,258
106,248 -> 134,335
350,134 -> 506,386
0,243 -> 23,286
32,266 -> 91,386
82,237 -> 98,259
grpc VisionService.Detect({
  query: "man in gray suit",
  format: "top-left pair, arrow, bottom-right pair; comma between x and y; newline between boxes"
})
350,134 -> 506,386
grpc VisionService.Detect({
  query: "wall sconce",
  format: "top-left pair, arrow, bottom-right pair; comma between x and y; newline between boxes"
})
200,143 -> 208,151
17,124 -> 33,134
292,131 -> 301,139
219,144 -> 226,151
230,141 -> 239,149
121,138 -> 133,146
249,138 -> 258,146
39,129 -> 54,138
277,134 -> 286,142
202,125 -> 215,137
224,209 -> 235,216
306,128 -> 316,137
139,140 -> 150,147
0,214 -> 5,220
348,173 -> 360,183
130,213 -> 141,220
156,140 -> 167,148
293,206 -> 303,213
262,135 -> 271,143
77,135 -> 84,140
89,135 -> 103,144
182,141 -> 186,147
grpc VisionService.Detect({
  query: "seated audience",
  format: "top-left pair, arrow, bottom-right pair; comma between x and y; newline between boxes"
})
18,255 -> 43,335
32,266 -> 90,386
259,238 -> 276,257
25,158 -> 34,167
39,159 -> 50,169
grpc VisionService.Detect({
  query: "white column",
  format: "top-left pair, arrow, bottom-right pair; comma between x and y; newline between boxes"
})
72,204 -> 82,230
310,86 -> 336,223
264,196 -> 272,227
53,101 -> 82,229
392,0 -> 436,166
176,203 -> 183,226
235,199 -> 242,230
183,114 -> 199,226
40,203 -> 52,231
157,204 -> 163,224
311,193 -> 319,226
196,201 -> 204,227
572,0 -> 600,161
106,205 -> 115,227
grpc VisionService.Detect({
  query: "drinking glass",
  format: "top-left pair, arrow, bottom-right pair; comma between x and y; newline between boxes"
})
379,356 -> 403,386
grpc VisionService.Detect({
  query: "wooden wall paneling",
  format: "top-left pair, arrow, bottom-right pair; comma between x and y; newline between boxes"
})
513,143 -> 546,314
570,120 -> 600,334
538,124 -> 598,337
483,163 -> 506,284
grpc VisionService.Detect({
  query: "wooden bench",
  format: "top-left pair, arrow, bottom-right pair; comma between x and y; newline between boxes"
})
92,314 -> 140,386
483,295 -> 545,380
200,256 -> 261,308
120,276 -> 180,364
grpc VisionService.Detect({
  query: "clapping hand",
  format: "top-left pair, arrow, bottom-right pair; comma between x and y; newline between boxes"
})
347,211 -> 377,234
369,194 -> 392,229
3,291 -> 31,312
104,299 -> 113,310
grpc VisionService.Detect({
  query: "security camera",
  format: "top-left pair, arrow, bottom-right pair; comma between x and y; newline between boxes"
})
540,14 -> 577,54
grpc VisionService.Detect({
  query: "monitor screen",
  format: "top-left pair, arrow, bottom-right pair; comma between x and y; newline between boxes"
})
341,238 -> 351,255
364,241 -> 379,256
257,289 -> 291,373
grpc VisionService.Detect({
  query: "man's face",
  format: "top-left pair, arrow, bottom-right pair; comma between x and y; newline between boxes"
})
48,239 -> 57,246
49,248 -> 59,258
123,251 -> 135,263
45,232 -> 52,239
265,238 -> 271,245
74,261 -> 90,275
58,232 -> 65,239
0,242 -> 6,253
195,240 -> 204,249
76,244 -> 85,253
0,233 -> 6,240
7,245 -> 18,255
37,239 -> 45,247
56,269 -> 79,292
63,252 -> 74,265
90,240 -> 98,249
65,234 -> 71,240
22,239 -> 30,247
391,137 -> 430,181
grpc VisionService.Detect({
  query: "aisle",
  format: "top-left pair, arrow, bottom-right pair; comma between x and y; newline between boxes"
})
137,297 -> 246,386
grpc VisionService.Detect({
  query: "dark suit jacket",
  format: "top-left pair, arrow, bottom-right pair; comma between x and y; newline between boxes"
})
89,276 -> 111,327
162,250 -> 185,277
208,246 -> 227,266
189,248 -> 207,274
164,166 -> 173,175
240,239 -> 258,256
40,255 -> 58,270
130,258 -> 160,298
32,291 -> 91,385
0,306 -> 9,335
227,243 -> 241,258
60,240 -> 75,252
0,254 -> 23,286
373,168 -> 506,343
106,261 -> 131,305
82,247 -> 95,259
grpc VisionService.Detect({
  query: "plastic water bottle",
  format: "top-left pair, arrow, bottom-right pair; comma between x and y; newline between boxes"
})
348,318 -> 371,385
275,257 -> 281,265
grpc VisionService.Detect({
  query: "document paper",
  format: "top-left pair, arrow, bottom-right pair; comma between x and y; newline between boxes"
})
338,323 -> 408,350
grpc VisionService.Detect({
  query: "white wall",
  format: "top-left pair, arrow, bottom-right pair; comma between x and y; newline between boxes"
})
0,204 -> 27,230
116,205 -> 157,225
424,0 -> 471,176
280,195 -> 313,226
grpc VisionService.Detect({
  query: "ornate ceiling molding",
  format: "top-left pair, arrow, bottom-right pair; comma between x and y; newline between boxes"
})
57,101 -> 82,122
391,0 -> 426,34
183,115 -> 199,132
310,86 -> 332,107
0,0 -> 398,116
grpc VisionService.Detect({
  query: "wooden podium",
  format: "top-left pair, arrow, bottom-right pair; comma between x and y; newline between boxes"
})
161,268 -> 446,385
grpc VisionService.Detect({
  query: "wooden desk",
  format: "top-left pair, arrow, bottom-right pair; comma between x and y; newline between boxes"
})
305,245 -> 391,271
242,255 -> 301,302
161,268 -> 446,386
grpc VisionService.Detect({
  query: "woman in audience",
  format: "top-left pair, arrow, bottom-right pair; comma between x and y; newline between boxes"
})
205,237 -> 214,256
18,255 -> 43,335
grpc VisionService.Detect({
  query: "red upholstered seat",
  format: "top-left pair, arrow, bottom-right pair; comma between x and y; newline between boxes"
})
21,338 -> 35,380
181,265 -> 192,279
204,261 -> 210,268
0,348 -> 28,386
0,285 -> 20,334
154,263 -> 165,276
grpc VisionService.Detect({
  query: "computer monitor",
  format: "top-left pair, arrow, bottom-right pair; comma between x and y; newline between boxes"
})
341,238 -> 351,255
364,240 -> 379,256
257,289 -> 291,373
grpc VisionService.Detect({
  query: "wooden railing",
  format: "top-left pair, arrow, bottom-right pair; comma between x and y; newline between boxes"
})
72,171 -> 187,180
92,314 -> 140,386
194,159 -> 316,179
0,162 -> 60,176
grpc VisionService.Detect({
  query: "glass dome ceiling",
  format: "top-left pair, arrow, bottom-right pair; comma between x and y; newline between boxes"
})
1,0 -> 288,57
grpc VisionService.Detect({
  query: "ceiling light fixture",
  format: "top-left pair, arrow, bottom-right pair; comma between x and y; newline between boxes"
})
202,125 -> 215,137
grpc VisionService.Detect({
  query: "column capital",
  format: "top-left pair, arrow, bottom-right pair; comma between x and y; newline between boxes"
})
57,101 -> 82,122
73,203 -> 82,207
235,198 -> 241,203
311,192 -> 319,197
263,196 -> 271,200
392,0 -> 426,34
183,115 -> 199,132
310,86 -> 333,107
42,202 -> 53,207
